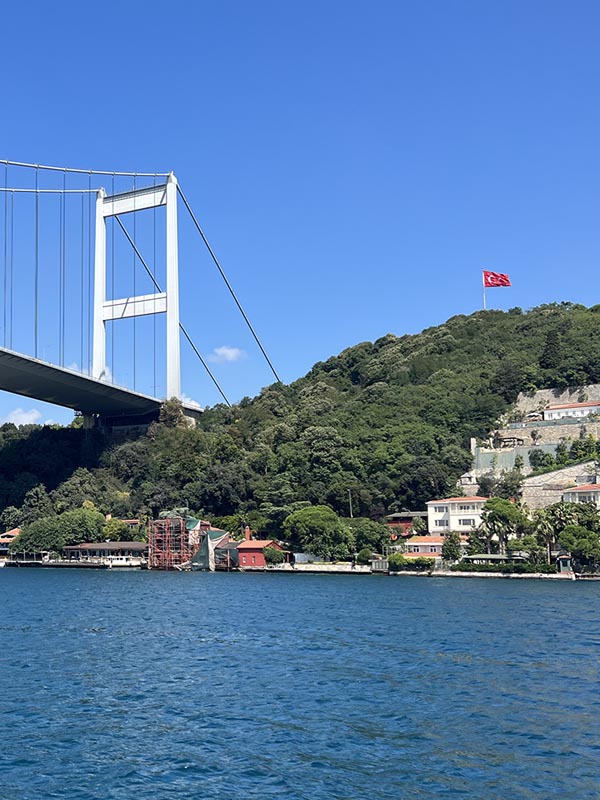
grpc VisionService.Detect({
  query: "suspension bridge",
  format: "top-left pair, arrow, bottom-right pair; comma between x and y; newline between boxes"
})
0,159 -> 280,427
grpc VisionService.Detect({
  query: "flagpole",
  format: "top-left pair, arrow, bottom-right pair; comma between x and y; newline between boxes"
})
482,271 -> 487,310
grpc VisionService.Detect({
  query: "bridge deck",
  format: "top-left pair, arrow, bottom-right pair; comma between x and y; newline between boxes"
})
0,347 -> 165,417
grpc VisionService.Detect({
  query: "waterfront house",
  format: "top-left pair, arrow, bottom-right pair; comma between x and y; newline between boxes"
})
237,539 -> 287,569
385,511 -> 428,538
426,496 -> 488,533
0,527 -> 20,559
542,401 -> 600,421
401,534 -> 469,560
190,528 -> 231,571
521,461 -> 598,510
63,541 -> 148,567
561,483 -> 600,508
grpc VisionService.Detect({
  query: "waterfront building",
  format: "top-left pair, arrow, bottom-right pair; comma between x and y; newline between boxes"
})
521,461 -> 598,510
562,483 -> 600,508
63,541 -> 148,567
542,401 -> 600,421
237,539 -> 287,569
425,496 -> 488,533
385,511 -> 428,538
0,527 -> 21,559
401,534 -> 468,559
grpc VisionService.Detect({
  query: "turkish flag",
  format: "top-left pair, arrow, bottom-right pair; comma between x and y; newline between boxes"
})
483,270 -> 511,288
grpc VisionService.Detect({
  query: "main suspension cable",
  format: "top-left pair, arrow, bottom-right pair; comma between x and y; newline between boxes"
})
0,187 -> 97,193
176,184 -> 282,384
114,215 -> 231,407
0,159 -> 168,177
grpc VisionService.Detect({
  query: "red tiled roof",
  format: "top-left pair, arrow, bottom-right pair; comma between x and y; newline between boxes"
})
402,552 -> 438,558
426,497 -> 488,504
563,484 -> 600,492
406,536 -> 445,544
237,539 -> 279,550
546,402 -> 600,410
406,535 -> 468,544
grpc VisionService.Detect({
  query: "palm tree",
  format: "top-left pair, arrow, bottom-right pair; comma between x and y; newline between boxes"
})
533,508 -> 553,564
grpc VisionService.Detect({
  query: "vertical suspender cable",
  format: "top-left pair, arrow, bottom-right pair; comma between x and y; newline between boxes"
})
87,172 -> 92,374
62,170 -> 67,366
58,184 -> 63,363
111,173 -> 115,381
80,192 -> 84,371
153,176 -> 157,396
34,166 -> 39,358
132,174 -> 136,390
59,170 -> 66,366
3,164 -> 7,347
9,190 -> 13,349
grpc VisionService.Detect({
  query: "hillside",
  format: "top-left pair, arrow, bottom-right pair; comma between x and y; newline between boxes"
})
3,301 -> 600,533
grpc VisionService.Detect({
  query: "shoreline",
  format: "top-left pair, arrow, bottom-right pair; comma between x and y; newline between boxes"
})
1,560 -> 590,580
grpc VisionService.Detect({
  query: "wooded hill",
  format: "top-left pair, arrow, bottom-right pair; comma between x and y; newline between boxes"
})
2,301 -> 600,534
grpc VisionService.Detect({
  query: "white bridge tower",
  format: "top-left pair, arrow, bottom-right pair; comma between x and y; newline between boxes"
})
92,172 -> 180,400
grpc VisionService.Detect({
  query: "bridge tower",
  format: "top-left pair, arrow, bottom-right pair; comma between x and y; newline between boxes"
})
92,172 -> 180,400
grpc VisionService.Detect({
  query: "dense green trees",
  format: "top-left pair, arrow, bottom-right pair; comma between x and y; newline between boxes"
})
9,507 -> 106,554
480,498 -> 529,554
283,506 -> 354,560
442,531 -> 462,562
5,303 -> 600,535
559,525 -> 600,569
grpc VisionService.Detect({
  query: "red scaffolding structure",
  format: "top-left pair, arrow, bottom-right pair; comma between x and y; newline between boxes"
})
148,517 -> 197,570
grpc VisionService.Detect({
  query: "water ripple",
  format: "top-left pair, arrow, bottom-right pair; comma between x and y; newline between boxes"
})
1,571 -> 599,798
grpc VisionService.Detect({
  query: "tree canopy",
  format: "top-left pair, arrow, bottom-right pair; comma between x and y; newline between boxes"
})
3,303 -> 600,533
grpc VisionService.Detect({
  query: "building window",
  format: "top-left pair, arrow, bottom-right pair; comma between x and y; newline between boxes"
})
458,518 -> 475,526
435,520 -> 449,527
459,504 -> 474,511
434,506 -> 447,513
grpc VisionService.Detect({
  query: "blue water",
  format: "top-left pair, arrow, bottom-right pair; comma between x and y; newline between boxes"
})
1,571 -> 599,799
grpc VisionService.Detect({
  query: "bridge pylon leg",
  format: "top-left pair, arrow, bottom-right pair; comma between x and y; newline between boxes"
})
92,174 -> 181,400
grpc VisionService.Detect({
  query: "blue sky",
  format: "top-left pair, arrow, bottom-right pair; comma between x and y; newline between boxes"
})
1,0 -> 600,425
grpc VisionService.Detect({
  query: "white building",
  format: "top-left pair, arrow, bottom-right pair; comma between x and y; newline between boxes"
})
426,496 -> 488,533
543,402 -> 600,421
402,534 -> 469,559
562,483 -> 600,508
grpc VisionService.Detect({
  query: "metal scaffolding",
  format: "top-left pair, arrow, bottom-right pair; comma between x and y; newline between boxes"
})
148,517 -> 197,570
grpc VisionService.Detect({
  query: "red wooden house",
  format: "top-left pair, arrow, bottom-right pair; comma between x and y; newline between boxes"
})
237,539 -> 287,569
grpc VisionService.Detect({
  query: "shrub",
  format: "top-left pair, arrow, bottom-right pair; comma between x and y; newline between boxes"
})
388,554 -> 433,572
264,546 -> 286,565
449,561 -> 557,574
356,547 -> 373,565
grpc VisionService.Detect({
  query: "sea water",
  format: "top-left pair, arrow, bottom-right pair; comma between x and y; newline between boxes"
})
1,570 -> 599,799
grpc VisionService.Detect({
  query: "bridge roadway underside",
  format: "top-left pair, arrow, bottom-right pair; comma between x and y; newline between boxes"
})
0,347 -> 164,418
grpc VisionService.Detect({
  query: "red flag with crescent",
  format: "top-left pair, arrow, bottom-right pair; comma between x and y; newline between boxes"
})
483,270 -> 511,288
